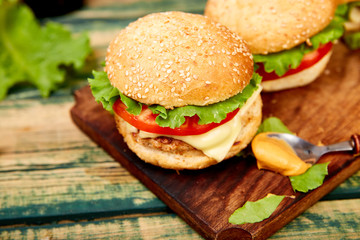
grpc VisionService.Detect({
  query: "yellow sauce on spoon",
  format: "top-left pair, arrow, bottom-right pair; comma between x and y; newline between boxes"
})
251,132 -> 311,176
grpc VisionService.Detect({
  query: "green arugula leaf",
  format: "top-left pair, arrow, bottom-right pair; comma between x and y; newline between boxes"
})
289,162 -> 329,193
88,70 -> 262,128
229,194 -> 285,225
253,7 -> 346,77
0,1 -> 91,100
257,117 -> 293,134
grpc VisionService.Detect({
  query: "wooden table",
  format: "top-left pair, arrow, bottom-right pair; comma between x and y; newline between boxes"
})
1,0 -> 359,239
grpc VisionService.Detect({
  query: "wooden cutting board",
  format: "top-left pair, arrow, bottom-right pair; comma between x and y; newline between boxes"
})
70,43 -> 360,240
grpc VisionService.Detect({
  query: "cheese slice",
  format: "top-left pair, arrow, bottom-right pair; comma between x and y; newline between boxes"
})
136,86 -> 262,162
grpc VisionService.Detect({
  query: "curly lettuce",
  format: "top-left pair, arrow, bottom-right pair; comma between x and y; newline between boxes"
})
253,7 -> 347,77
88,70 -> 261,128
0,0 -> 91,100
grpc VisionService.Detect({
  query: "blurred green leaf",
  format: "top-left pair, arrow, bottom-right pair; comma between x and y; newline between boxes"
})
0,1 -> 91,99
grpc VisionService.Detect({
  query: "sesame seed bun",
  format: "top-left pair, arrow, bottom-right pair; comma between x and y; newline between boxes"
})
204,0 -> 337,54
105,11 -> 253,109
115,94 -> 262,170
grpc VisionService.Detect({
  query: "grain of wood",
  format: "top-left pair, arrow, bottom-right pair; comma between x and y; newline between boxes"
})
0,214 -> 203,240
271,199 -> 360,239
0,97 -> 93,154
1,199 -> 359,240
0,148 -> 165,220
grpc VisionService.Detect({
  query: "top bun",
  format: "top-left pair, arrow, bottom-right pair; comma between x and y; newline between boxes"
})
105,11 -> 253,109
204,0 -> 337,54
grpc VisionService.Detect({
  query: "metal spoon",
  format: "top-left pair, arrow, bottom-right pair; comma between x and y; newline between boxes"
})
265,133 -> 360,164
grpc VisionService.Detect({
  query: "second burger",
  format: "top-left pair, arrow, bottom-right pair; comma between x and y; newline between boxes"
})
205,0 -> 346,91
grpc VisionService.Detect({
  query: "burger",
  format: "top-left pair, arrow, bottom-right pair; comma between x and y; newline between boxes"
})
88,11 -> 263,170
204,0 -> 347,91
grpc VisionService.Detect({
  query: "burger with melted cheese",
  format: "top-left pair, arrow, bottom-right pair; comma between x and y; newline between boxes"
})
88,11 -> 263,170
204,0 -> 347,91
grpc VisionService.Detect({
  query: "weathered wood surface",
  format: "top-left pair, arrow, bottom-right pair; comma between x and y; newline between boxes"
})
1,199 -> 359,240
0,0 -> 360,239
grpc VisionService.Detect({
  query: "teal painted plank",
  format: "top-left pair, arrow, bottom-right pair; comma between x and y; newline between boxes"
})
44,0 -> 208,42
0,148 -> 166,225
0,213 -> 203,240
323,170 -> 360,200
55,0 -> 207,22
271,199 -> 360,239
0,199 -> 359,240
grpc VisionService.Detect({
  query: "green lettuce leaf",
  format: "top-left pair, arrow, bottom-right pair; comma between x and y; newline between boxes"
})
337,1 -> 360,18
88,71 -> 121,113
344,32 -> 360,50
253,46 -> 304,77
229,194 -> 285,225
88,70 -> 262,128
236,117 -> 292,158
88,70 -> 144,114
151,73 -> 262,128
257,117 -> 293,134
309,15 -> 346,50
253,8 -> 346,77
289,162 -> 329,193
0,0 -> 91,100
340,2 -> 360,50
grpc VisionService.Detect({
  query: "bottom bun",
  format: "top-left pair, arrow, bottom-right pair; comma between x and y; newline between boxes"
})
115,94 -> 262,170
261,50 -> 332,92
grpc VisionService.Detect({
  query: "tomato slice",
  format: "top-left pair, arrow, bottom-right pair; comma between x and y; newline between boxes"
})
256,42 -> 333,81
113,99 -> 240,136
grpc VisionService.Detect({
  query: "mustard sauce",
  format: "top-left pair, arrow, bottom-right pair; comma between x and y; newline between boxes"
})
251,132 -> 311,176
